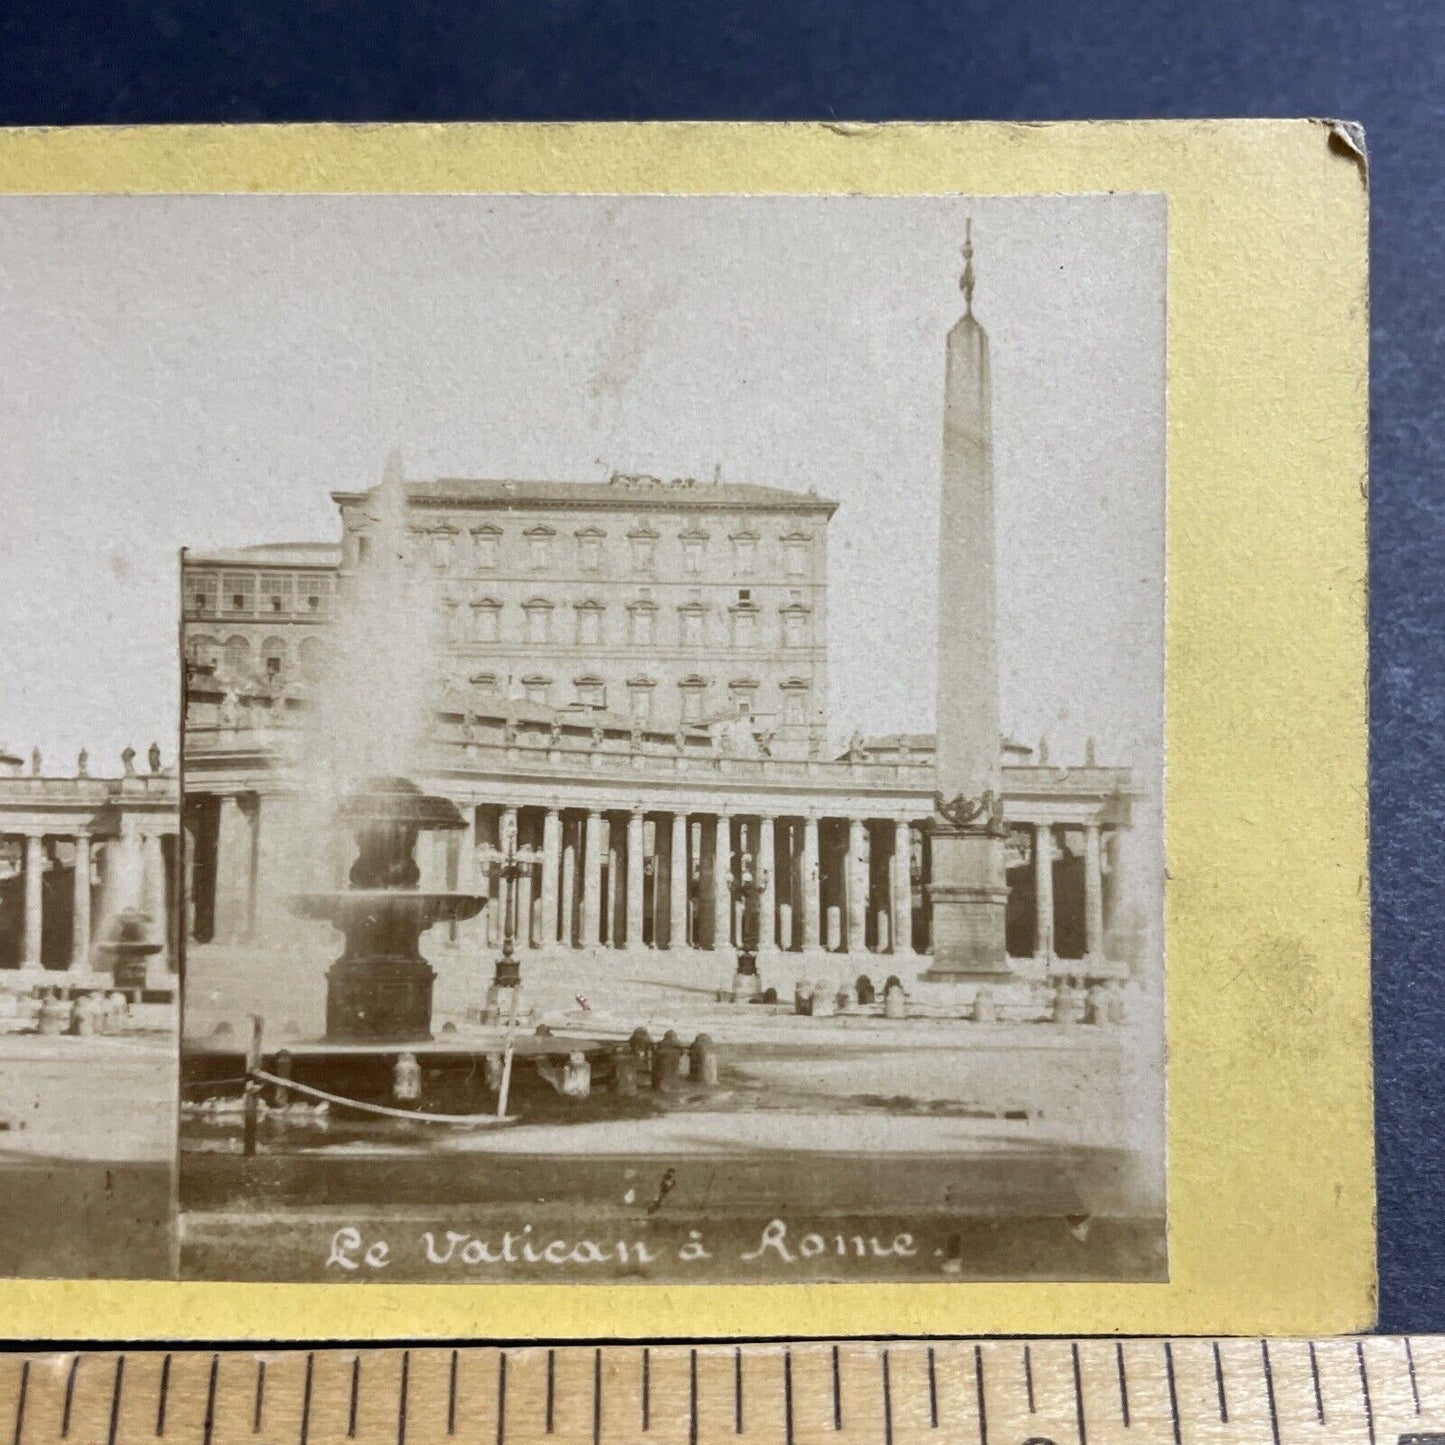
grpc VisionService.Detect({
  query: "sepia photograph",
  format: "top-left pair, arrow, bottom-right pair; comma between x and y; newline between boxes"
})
1,190 -> 1166,1284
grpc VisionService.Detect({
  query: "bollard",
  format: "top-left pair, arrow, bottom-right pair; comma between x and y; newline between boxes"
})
794,980 -> 814,1017
38,991 -> 68,1037
653,1030 -> 685,1091
70,993 -> 97,1037
613,1048 -> 639,1095
393,1051 -> 422,1104
562,1052 -> 591,1099
883,981 -> 907,1020
690,1033 -> 719,1087
629,1026 -> 654,1080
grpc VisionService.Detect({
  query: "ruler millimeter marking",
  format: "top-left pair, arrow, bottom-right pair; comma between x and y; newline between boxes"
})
0,1339 -> 1439,1445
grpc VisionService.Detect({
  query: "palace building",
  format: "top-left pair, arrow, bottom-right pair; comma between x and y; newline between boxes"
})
174,467 -> 1144,998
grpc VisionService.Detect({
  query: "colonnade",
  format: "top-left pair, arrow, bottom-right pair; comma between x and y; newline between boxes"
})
194,790 -> 1117,965
0,816 -> 177,973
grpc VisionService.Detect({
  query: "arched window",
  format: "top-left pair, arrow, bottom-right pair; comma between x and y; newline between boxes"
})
299,636 -> 325,684
261,636 -> 288,677
223,635 -> 252,678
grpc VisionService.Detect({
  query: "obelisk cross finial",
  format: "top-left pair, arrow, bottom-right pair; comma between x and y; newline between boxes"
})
960,218 -> 975,314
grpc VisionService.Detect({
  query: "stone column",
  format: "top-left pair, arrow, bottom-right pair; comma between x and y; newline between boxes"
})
142,829 -> 168,969
669,813 -> 689,949
801,814 -> 821,950
893,819 -> 914,955
626,809 -> 646,949
712,813 -> 732,950
21,832 -> 44,970
607,827 -> 622,947
213,793 -> 252,944
847,817 -> 868,953
70,832 -> 93,970
501,806 -> 519,854
540,809 -> 562,947
1084,822 -> 1105,963
758,816 -> 777,952
516,854 -> 534,951
561,835 -> 578,948
581,811 -> 603,947
1034,822 -> 1055,963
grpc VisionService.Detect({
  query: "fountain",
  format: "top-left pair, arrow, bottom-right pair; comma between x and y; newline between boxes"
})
97,906 -> 164,1000
288,776 -> 486,1042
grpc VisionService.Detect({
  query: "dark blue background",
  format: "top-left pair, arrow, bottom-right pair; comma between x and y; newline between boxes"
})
2,0 -> 1441,1332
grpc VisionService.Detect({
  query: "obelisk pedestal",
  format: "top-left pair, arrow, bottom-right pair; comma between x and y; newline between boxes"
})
924,221 -> 1013,982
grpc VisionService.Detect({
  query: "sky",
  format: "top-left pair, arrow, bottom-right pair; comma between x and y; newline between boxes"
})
0,192 -> 1165,784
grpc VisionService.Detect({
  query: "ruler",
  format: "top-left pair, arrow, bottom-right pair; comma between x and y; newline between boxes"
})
1,1340 -> 1438,1445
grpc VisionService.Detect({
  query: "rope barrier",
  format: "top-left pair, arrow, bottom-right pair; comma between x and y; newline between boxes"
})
247,1067 -> 515,1126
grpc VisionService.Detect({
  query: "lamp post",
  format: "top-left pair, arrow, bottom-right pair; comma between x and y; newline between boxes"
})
478,825 -> 540,1023
730,847 -> 770,1000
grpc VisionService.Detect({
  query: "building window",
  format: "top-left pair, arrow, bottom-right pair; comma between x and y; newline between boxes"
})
223,573 -> 255,615
440,599 -> 462,643
576,602 -> 604,647
262,637 -> 287,676
680,606 -> 705,647
628,679 -> 655,721
782,534 -> 809,576
729,680 -> 758,715
679,679 -> 707,722
629,528 -> 658,572
526,526 -> 555,570
223,635 -> 252,678
731,607 -> 757,648
186,634 -> 219,672
523,675 -> 552,707
472,526 -> 501,570
471,672 -> 499,696
629,604 -> 656,647
188,573 -> 219,617
257,574 -> 291,615
576,528 -> 606,572
574,675 -> 606,709
781,683 -> 809,727
680,529 -> 708,575
430,529 -> 457,569
523,600 -> 554,645
301,576 -> 331,615
782,607 -> 808,647
471,600 -> 501,643
731,531 -> 759,575
299,636 -> 325,683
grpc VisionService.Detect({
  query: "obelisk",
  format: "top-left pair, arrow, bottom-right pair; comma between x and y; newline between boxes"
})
924,221 -> 1010,980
